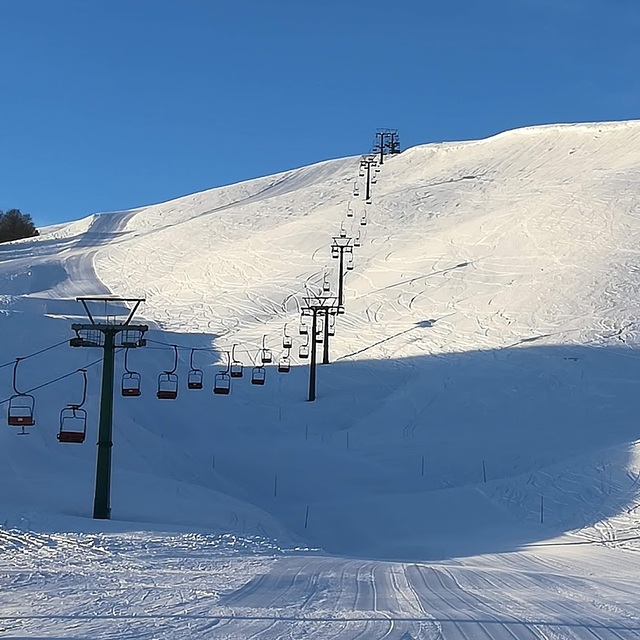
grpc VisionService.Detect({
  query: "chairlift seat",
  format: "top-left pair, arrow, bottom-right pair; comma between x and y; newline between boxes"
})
8,395 -> 35,427
278,360 -> 291,373
230,362 -> 243,378
300,323 -> 309,335
8,414 -> 35,427
251,367 -> 266,385
214,372 -> 231,395
299,345 -> 309,359
283,336 -> 293,349
157,372 -> 178,400
122,372 -> 142,397
58,407 -> 87,444
58,431 -> 85,444
188,369 -> 204,390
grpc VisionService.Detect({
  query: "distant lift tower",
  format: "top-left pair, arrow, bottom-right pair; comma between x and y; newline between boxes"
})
301,295 -> 340,401
70,297 -> 147,520
373,128 -> 401,164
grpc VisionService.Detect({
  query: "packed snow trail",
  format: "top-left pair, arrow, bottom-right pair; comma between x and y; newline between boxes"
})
2,528 -> 640,639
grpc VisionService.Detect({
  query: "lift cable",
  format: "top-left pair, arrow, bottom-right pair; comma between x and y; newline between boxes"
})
0,338 -> 70,370
0,353 -> 108,406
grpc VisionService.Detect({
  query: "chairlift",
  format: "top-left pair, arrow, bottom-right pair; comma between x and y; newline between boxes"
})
121,348 -> 142,397
353,182 -> 360,198
261,335 -> 272,364
365,197 -> 372,205
339,223 -> 347,239
214,351 -> 232,394
214,372 -> 231,394
360,214 -> 368,226
251,366 -> 266,386
346,256 -> 354,271
157,345 -> 179,400
322,271 -> 331,293
371,174 -> 378,184
347,204 -> 354,218
278,355 -> 291,373
299,338 -> 310,359
328,315 -> 336,336
282,324 -> 293,349
187,348 -> 204,390
230,344 -> 243,378
331,245 -> 339,259
58,370 -> 88,444
354,230 -> 362,248
7,359 -> 35,434
299,319 -> 309,335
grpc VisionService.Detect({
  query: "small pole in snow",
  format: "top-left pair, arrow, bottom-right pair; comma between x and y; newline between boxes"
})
273,475 -> 278,498
482,460 -> 487,484
304,505 -> 310,529
421,455 -> 425,477
540,495 -> 544,524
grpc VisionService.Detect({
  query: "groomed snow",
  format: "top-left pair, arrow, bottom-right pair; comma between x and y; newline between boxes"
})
2,120 -> 640,637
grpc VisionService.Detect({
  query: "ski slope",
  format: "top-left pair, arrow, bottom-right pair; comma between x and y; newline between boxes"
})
2,120 -> 640,638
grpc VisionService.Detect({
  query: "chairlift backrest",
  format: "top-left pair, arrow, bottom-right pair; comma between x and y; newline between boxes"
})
283,336 -> 293,349
299,343 -> 309,358
261,349 -> 273,364
278,357 -> 291,373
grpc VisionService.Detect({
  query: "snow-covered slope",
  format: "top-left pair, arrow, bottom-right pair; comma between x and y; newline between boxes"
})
3,121 -> 640,638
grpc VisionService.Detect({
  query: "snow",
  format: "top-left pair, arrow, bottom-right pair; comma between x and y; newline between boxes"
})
2,120 -> 640,637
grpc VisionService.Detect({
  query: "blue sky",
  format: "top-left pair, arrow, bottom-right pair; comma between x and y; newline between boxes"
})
1,0 -> 639,226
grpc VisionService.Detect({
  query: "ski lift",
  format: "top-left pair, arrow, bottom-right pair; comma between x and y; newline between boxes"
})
331,245 -> 339,259
282,324 -> 293,349
371,173 -> 378,184
251,365 -> 266,386
299,318 -> 309,335
360,213 -> 368,226
299,337 -> 310,359
7,358 -> 35,434
157,345 -> 179,400
214,351 -> 231,395
187,348 -> 204,390
346,255 -> 354,271
122,348 -> 142,397
316,317 -> 324,343
58,369 -> 88,444
230,344 -> 243,378
339,222 -> 347,238
353,182 -> 360,198
261,335 -> 272,364
278,354 -> 291,373
346,203 -> 354,218
322,271 -> 331,293
354,230 -> 362,247
328,314 -> 336,336
365,196 -> 372,205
